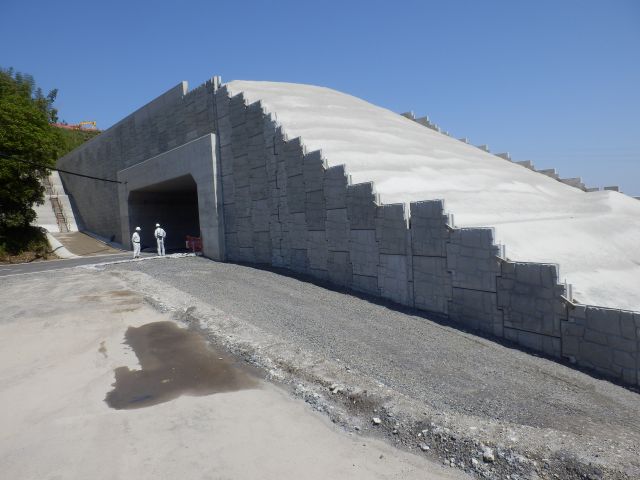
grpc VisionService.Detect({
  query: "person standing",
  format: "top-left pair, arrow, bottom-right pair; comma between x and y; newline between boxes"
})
154,223 -> 166,256
132,227 -> 141,259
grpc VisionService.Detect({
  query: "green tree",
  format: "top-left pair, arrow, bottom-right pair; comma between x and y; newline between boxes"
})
0,67 -> 63,229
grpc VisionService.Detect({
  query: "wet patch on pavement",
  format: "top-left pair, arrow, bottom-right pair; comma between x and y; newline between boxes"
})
106,321 -> 257,409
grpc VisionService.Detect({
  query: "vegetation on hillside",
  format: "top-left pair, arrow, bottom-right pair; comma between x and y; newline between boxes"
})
58,128 -> 101,155
0,67 -> 63,262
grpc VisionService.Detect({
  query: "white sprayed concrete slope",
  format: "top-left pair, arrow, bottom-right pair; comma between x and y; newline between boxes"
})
227,81 -> 640,312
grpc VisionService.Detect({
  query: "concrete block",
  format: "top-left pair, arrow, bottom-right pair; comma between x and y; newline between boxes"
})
538,168 -> 559,179
347,183 -> 377,230
620,311 -> 637,340
251,199 -> 270,233
349,229 -> 379,277
515,160 -> 534,170
245,101 -> 264,137
410,200 -> 449,257
237,247 -> 255,263
376,204 -> 409,255
412,256 -> 451,315
249,166 -> 268,200
290,248 -> 308,274
237,217 -> 253,248
447,228 -> 501,292
231,126 -> 248,158
221,173 -> 235,205
324,165 -> 349,209
224,232 -> 239,260
578,341 -> 613,372
585,307 -> 621,336
583,329 -> 608,346
303,150 -> 326,192
608,335 -> 636,353
307,230 -> 328,270
504,328 -> 561,358
305,190 -> 326,231
327,251 -> 353,287
286,174 -> 306,214
229,93 -> 246,128
308,268 -> 328,282
288,212 -> 307,250
378,254 -> 411,306
449,288 -> 503,336
214,88 -> 230,118
326,208 -> 349,251
247,140 -> 266,170
234,185 -> 251,217
613,350 -> 636,370
352,274 -> 379,296
283,137 -> 304,177
253,231 -> 271,263
222,202 -> 237,233
232,154 -> 250,188
219,144 -> 234,173
498,262 -> 563,337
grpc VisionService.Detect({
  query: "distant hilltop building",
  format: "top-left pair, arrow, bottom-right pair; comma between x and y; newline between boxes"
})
57,76 -> 640,387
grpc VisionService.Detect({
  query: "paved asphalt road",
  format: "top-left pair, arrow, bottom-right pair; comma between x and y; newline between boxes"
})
0,253 -> 152,278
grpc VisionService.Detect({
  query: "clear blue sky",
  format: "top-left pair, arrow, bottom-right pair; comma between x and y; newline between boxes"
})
2,0 -> 639,195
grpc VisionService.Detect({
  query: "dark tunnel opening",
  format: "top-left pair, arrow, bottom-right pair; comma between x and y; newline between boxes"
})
128,175 -> 200,253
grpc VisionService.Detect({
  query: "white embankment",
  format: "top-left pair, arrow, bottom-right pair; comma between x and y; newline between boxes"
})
227,81 -> 640,311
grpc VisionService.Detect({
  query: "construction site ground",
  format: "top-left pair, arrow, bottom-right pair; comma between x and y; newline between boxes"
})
1,255 -> 639,479
0,260 -> 465,480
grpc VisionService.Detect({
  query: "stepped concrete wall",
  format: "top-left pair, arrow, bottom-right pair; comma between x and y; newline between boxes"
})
58,80 -> 639,388
57,80 -> 218,242
217,86 -> 639,387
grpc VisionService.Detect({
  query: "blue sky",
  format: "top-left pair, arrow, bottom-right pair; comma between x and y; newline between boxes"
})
2,0 -> 639,195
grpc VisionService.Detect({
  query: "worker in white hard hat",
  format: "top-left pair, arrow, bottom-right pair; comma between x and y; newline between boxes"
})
154,223 -> 166,256
132,227 -> 141,259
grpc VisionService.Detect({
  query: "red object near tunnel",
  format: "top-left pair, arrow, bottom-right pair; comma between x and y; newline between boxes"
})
186,236 -> 202,253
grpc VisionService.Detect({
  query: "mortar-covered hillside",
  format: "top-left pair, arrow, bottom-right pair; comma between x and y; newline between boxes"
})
227,81 -> 640,311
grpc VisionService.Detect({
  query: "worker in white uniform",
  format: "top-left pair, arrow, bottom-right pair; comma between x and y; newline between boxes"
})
132,227 -> 141,259
154,223 -> 166,256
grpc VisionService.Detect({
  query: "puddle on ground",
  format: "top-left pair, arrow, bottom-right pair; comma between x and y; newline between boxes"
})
105,321 -> 257,409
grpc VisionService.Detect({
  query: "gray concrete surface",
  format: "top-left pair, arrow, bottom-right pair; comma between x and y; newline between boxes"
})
1,268 -> 466,480
116,134 -> 223,259
57,79 -> 219,242
109,257 -> 640,478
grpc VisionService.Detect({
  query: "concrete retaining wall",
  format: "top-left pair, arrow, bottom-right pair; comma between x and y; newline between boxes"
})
58,80 -> 639,388
220,87 -> 640,387
57,79 -> 219,242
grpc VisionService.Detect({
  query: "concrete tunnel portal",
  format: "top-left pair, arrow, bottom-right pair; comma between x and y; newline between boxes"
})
116,134 -> 223,260
127,174 -> 200,252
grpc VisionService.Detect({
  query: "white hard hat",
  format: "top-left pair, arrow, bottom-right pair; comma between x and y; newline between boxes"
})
135,226 -> 141,231
156,223 -> 160,227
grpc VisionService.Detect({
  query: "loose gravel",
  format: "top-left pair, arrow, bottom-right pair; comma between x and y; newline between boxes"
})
109,257 -> 640,479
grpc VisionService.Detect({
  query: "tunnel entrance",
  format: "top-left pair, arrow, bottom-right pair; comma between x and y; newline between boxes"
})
128,175 -> 200,253
117,133 -> 223,259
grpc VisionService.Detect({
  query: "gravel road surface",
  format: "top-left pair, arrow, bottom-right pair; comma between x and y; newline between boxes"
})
110,257 -> 640,479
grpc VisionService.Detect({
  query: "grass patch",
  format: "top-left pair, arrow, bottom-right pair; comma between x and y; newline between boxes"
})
58,128 -> 101,154
0,225 -> 55,263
